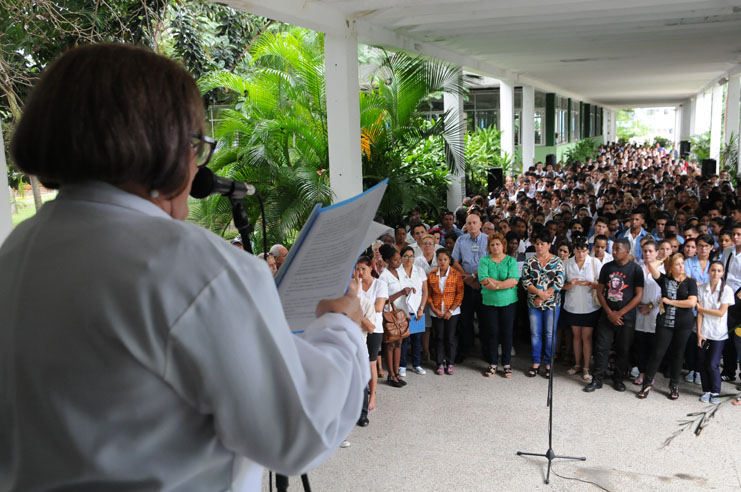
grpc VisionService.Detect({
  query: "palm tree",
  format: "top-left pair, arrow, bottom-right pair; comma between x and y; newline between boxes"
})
359,50 -> 466,223
191,27 -> 332,251
190,30 -> 466,246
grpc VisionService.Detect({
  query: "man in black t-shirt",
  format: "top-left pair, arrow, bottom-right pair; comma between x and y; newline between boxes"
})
585,238 -> 644,393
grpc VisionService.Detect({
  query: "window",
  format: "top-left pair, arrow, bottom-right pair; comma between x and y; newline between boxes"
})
534,91 -> 546,146
571,102 -> 580,142
534,112 -> 543,145
556,96 -> 568,144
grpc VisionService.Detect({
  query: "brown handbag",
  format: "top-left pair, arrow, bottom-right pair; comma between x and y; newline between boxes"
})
382,300 -> 410,343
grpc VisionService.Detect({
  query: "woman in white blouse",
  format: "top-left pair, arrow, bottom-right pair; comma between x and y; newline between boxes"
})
1,44 -> 368,491
399,246 -> 429,375
633,240 -> 662,386
356,256 -> 388,415
696,261 -> 735,404
561,237 -> 602,382
414,233 -> 439,361
378,244 -> 412,386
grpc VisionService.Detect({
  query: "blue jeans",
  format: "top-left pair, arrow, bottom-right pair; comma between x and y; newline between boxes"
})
401,333 -> 422,368
529,307 -> 560,365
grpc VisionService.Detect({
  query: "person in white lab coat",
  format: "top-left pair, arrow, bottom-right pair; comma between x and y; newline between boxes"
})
0,43 -> 369,492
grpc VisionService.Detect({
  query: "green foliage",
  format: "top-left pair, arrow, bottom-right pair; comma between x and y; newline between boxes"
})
359,49 -> 466,224
689,131 -> 710,163
190,28 -> 331,250
653,136 -> 671,148
720,133 -> 739,186
616,109 -> 651,141
464,127 -> 512,197
563,137 -> 598,165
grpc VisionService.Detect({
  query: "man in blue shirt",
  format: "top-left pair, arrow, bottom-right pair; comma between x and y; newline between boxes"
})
619,209 -> 648,262
452,212 -> 488,363
438,210 -> 463,246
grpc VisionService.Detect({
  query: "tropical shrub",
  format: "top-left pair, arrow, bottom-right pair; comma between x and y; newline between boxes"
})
563,137 -> 598,164
689,131 -> 710,163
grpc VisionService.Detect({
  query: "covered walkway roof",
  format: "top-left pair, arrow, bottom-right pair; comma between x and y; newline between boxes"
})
230,0 -> 741,108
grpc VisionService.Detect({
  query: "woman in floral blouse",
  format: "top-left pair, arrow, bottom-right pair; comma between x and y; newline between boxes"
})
520,230 -> 565,378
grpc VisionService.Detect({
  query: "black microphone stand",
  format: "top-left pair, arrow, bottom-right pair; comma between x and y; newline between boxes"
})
231,198 -> 254,254
516,315 -> 586,484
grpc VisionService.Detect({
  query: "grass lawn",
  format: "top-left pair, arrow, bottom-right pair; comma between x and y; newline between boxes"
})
11,193 -> 57,227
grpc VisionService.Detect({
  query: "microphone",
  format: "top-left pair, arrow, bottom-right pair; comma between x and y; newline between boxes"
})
190,166 -> 256,200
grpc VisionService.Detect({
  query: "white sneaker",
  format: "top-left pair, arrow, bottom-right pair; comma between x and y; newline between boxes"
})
694,373 -> 702,385
685,371 -> 695,383
413,365 -> 427,375
630,366 -> 640,379
699,392 -> 711,403
398,367 -> 406,377
340,440 -> 351,448
710,394 -> 721,404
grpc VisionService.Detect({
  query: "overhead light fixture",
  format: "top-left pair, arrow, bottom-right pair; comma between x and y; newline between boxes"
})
718,77 -> 729,85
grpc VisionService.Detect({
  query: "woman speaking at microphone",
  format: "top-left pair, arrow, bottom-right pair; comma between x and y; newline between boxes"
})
0,44 -> 369,491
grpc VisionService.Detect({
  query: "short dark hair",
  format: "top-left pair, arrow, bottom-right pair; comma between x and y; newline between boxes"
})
379,244 -> 397,261
11,43 -> 204,197
400,246 -> 414,257
412,223 -> 426,235
534,230 -> 552,244
436,248 -> 452,260
613,237 -> 630,250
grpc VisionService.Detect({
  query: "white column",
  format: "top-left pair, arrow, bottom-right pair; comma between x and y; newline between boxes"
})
0,127 -> 12,245
324,30 -> 363,203
679,99 -> 692,140
710,83 -> 723,166
726,75 -> 740,147
673,106 -> 681,148
521,85 -> 534,172
444,84 -> 465,209
499,79 -> 514,163
689,96 -> 698,135
611,110 -> 617,143
602,110 -> 607,142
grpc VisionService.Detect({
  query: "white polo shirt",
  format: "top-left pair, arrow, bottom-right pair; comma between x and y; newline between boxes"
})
698,282 -> 735,340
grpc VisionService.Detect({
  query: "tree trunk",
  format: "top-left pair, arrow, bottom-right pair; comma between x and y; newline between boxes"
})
29,175 -> 43,211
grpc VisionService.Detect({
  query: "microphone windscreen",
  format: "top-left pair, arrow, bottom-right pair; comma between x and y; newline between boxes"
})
190,167 -> 215,199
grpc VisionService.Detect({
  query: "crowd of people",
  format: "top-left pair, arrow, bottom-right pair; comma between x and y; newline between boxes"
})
331,141 -> 741,428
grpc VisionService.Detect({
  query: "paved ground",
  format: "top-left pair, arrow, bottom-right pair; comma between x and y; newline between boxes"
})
264,347 -> 741,492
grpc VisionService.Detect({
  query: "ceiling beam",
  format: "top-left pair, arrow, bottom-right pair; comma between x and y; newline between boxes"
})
221,0 -> 348,36
365,0 -> 728,24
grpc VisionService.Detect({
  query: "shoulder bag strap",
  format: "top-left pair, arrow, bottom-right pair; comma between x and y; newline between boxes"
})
724,249 -> 733,281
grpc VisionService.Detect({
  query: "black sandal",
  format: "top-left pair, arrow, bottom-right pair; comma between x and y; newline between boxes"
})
526,366 -> 539,378
503,366 -> 513,378
484,365 -> 497,377
637,384 -> 652,399
669,384 -> 679,400
544,367 -> 551,378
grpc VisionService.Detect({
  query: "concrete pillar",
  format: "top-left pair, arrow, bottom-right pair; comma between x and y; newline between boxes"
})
324,30 -> 363,203
602,108 -> 607,142
673,106 -> 681,148
0,127 -> 12,245
726,75 -> 741,178
499,79 -> 514,163
710,83 -> 723,164
521,85 -> 535,172
690,96 -> 699,135
726,75 -> 740,147
679,99 -> 692,140
444,82 -> 466,210
612,110 -> 618,143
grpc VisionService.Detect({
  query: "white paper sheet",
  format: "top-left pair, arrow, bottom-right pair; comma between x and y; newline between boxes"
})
275,180 -> 388,332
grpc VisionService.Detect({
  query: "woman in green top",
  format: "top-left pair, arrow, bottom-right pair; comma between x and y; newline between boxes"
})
479,232 -> 520,378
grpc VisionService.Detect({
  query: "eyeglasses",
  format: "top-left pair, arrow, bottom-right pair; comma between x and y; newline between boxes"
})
192,132 -> 217,167
402,255 -> 415,259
